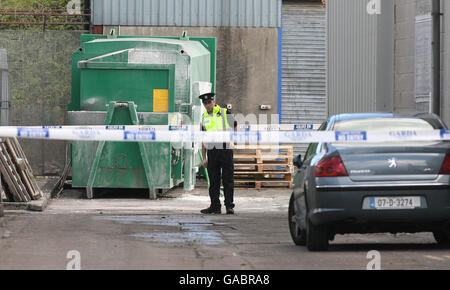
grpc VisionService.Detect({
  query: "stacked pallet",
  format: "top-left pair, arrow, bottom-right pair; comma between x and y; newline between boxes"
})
233,145 -> 294,189
0,137 -> 42,202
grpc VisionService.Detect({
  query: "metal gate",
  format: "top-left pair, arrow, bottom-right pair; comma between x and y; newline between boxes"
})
281,2 -> 327,157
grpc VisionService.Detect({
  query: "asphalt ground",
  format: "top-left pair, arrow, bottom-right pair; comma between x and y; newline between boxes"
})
1,181 -> 450,270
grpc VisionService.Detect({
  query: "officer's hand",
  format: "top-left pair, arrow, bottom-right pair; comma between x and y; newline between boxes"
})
202,160 -> 207,168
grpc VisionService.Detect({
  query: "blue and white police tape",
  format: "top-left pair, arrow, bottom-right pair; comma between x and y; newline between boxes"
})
1,126 -> 450,143
37,124 -> 321,132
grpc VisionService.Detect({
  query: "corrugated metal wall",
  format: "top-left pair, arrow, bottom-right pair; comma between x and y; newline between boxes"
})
281,2 -> 327,157
327,0 -> 377,114
415,14 -> 432,113
327,0 -> 394,116
92,0 -> 282,27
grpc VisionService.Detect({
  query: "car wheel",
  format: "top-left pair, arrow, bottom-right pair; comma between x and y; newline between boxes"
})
433,230 -> 450,245
288,194 -> 306,246
306,215 -> 329,251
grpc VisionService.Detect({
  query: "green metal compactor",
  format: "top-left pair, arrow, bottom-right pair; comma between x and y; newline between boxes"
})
68,32 -> 216,199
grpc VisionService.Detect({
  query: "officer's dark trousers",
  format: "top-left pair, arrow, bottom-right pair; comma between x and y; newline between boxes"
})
207,148 -> 234,209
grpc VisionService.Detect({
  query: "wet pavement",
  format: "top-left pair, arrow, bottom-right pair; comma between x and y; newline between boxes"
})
1,183 -> 450,270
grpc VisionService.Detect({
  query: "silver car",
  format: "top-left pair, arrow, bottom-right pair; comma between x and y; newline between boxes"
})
288,113 -> 450,251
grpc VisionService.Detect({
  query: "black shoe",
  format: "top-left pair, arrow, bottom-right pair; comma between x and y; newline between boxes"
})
226,207 -> 234,215
200,207 -> 221,214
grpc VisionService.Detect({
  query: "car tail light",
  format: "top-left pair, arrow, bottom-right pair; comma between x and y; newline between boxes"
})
440,154 -> 450,175
315,155 -> 348,177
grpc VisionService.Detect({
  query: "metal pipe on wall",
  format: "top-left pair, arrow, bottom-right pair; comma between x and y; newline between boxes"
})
432,0 -> 442,116
84,0 -> 90,31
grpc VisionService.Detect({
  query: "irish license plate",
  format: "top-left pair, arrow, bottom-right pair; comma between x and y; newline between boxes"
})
370,196 -> 421,210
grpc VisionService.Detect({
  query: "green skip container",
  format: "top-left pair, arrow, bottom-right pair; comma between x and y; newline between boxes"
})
68,32 -> 216,199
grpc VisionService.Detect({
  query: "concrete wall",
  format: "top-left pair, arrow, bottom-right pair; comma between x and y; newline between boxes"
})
394,0 -> 449,127
395,0 -> 417,112
103,26 -> 279,119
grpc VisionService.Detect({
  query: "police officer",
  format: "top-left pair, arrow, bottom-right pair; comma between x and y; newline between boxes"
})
199,92 -> 237,214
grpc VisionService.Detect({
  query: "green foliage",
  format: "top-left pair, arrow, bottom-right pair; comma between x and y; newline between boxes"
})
0,0 -> 70,10
0,0 -> 88,30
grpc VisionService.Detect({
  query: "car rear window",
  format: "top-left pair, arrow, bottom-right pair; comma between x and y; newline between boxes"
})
333,117 -> 441,131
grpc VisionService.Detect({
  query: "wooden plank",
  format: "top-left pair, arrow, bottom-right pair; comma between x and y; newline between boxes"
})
234,162 -> 293,169
10,138 -> 42,199
5,138 -> 35,200
235,164 -> 294,170
0,145 -> 26,202
234,171 -> 292,175
235,180 -> 293,189
234,149 -> 292,154
234,153 -> 292,159
1,183 -> 8,201
0,145 -> 22,200
234,145 -> 294,150
234,160 -> 293,164
235,183 -> 293,188
234,150 -> 293,156
258,154 -> 292,159
4,144 -> 31,201
0,164 -> 21,201
235,178 -> 293,183
11,138 -> 42,199
0,143 -> 30,202
235,180 -> 293,184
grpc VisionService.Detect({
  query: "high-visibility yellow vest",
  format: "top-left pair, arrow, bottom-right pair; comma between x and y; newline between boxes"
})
202,105 -> 231,131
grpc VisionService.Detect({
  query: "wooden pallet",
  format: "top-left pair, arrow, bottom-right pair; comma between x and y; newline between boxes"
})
0,142 -> 30,202
234,179 -> 293,190
0,138 -> 42,202
234,145 -> 293,164
234,145 -> 294,190
234,162 -> 294,173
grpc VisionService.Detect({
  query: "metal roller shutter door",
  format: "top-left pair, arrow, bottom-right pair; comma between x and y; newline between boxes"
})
281,2 -> 327,157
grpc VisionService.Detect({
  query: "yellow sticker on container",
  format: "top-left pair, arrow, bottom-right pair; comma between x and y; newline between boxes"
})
168,114 -> 178,126
153,89 -> 169,112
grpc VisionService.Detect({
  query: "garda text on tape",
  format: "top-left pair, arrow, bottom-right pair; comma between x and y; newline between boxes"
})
39,124 -> 319,132
1,126 -> 450,144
